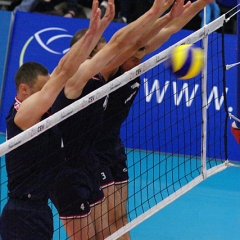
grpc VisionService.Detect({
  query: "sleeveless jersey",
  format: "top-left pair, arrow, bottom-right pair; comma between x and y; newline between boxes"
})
6,97 -> 64,200
94,68 -> 140,166
52,74 -> 107,167
104,68 -> 140,135
96,68 -> 140,148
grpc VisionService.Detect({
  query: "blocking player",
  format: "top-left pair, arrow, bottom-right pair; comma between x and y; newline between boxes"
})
0,1 -> 110,239
50,0 -> 174,239
94,0 -> 215,239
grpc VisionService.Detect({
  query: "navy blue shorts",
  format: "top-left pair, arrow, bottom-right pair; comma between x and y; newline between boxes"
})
100,160 -> 129,188
0,197 -> 53,240
99,137 -> 128,187
50,165 -> 104,219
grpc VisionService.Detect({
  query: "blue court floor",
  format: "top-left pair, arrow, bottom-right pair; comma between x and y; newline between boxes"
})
131,165 -> 240,240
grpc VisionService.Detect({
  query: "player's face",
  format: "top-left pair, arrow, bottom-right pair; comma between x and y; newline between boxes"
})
30,74 -> 50,95
121,50 -> 145,72
121,56 -> 142,72
95,42 -> 106,53
91,41 -> 106,57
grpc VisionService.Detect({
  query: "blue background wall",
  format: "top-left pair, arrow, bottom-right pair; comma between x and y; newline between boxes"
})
0,10 -> 12,107
0,10 -> 239,161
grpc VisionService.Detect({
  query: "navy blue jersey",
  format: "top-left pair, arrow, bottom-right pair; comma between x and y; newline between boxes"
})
96,68 -> 140,154
5,97 -> 64,201
103,68 -> 140,136
52,74 -> 107,167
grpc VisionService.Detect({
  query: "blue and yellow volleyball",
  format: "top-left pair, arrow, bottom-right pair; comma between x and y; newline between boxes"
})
170,44 -> 204,80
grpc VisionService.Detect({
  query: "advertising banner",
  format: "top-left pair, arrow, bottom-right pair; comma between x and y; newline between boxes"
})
0,11 -> 118,134
0,11 -> 239,161
0,10 -> 12,115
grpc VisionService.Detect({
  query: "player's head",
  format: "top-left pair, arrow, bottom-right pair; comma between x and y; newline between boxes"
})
70,28 -> 106,58
15,62 -> 50,100
121,47 -> 146,72
90,38 -> 107,57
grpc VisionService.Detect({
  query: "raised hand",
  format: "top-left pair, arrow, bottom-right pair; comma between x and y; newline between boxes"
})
88,0 -> 101,34
101,0 -> 115,26
149,0 -> 174,16
169,0 -> 192,20
162,0 -> 175,11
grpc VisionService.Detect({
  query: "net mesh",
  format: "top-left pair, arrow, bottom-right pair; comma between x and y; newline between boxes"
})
0,15 -> 229,240
105,18 -> 228,239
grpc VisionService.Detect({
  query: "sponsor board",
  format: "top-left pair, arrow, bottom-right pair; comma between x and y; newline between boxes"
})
0,12 -> 239,161
0,10 -> 12,115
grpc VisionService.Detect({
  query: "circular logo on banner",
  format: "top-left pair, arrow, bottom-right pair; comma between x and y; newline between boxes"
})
19,27 -> 73,67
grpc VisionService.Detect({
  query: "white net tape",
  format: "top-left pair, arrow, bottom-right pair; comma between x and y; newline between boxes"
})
0,14 -> 226,158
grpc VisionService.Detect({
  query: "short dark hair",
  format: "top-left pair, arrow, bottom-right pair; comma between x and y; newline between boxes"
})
70,29 -> 88,47
70,28 -> 106,57
15,62 -> 49,89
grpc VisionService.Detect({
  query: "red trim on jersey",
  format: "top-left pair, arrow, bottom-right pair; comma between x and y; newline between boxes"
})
114,179 -> 129,185
59,209 -> 92,219
92,76 -> 101,81
89,196 -> 106,207
14,96 -> 22,111
92,73 -> 105,82
101,180 -> 115,189
14,96 -> 51,116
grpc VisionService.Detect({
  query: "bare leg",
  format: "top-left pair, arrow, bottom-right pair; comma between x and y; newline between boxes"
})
103,184 -> 130,240
62,216 -> 96,240
115,183 -> 130,240
91,200 -> 110,240
103,185 -> 120,233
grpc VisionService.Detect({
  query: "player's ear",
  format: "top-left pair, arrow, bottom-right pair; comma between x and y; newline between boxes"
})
18,83 -> 31,97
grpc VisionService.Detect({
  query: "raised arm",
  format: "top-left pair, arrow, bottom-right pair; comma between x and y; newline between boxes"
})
14,0 -> 103,130
101,0 -> 190,77
82,0 -> 115,60
96,0 -> 174,54
145,0 -> 214,55
64,0 -> 175,99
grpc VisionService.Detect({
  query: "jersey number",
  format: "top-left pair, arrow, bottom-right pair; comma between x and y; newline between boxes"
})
101,172 -> 106,180
80,203 -> 85,211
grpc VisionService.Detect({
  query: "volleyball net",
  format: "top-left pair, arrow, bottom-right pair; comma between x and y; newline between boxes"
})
106,14 -> 229,239
0,11 -> 233,240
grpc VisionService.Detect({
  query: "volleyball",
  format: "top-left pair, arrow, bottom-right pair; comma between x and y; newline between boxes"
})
170,44 -> 204,80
